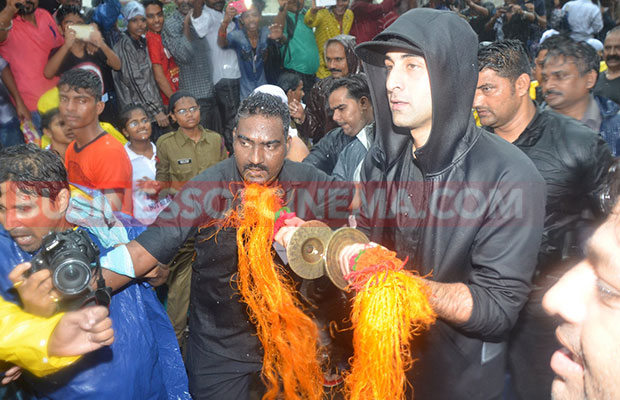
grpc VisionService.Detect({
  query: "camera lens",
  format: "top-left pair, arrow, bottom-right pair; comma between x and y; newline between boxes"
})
53,260 -> 92,296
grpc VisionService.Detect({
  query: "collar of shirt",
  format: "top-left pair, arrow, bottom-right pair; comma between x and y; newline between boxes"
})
173,126 -> 212,148
125,31 -> 147,49
582,94 -> 603,133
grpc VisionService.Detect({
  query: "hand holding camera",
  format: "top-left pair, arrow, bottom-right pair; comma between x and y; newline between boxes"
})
9,263 -> 61,318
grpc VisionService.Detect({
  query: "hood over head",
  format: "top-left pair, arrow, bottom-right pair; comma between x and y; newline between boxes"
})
355,9 -> 479,175
325,34 -> 362,75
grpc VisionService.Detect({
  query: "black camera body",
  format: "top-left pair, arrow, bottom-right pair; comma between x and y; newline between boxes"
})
30,229 -> 100,297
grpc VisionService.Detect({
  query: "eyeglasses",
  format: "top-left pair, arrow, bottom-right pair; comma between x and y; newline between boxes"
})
175,106 -> 199,115
127,118 -> 149,128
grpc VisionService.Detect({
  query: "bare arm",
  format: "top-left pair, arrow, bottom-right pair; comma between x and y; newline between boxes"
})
1,64 -> 30,120
44,29 -> 76,79
101,240 -> 160,290
88,26 -> 122,70
152,64 -> 175,99
423,279 -> 473,325
217,5 -> 237,48
0,0 -> 18,43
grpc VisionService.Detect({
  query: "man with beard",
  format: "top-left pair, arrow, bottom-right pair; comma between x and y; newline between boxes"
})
543,204 -> 620,400
542,37 -> 620,156
0,0 -> 64,130
594,26 -> 620,106
111,92 -> 351,399
190,0 -> 240,153
162,0 -> 221,133
294,34 -> 360,143
474,40 -> 612,400
333,9 -> 545,398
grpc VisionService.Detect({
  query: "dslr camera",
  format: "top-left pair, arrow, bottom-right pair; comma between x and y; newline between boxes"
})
30,229 -> 100,297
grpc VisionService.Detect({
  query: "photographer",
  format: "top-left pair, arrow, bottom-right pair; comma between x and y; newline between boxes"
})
0,145 -> 189,399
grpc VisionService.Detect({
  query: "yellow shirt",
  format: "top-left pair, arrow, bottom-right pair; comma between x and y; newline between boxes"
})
0,298 -> 79,377
304,8 -> 354,79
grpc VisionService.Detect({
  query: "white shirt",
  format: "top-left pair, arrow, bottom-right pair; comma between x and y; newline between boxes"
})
562,0 -> 603,42
124,142 -> 170,225
191,6 -> 241,84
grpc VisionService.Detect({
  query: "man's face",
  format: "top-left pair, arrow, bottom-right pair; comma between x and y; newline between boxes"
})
474,68 -> 522,129
385,51 -> 433,133
286,0 -> 304,13
127,15 -> 147,39
175,0 -> 195,15
60,13 -> 85,36
233,114 -> 290,184
328,86 -> 368,136
534,49 -> 547,83
326,42 -> 348,78
288,80 -> 304,103
543,217 -> 620,400
542,56 -> 596,112
333,0 -> 349,16
0,183 -> 67,253
145,4 -> 164,33
58,85 -> 103,130
603,31 -> 620,72
16,0 -> 38,15
206,0 -> 225,11
241,6 -> 261,32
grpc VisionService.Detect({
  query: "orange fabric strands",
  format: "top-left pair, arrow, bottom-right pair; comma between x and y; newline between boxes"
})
344,247 -> 436,400
221,184 -> 323,400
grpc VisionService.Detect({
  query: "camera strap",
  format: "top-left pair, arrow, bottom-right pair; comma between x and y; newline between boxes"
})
77,259 -> 111,309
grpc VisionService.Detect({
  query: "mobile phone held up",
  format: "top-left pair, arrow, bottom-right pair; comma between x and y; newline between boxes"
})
70,24 -> 95,41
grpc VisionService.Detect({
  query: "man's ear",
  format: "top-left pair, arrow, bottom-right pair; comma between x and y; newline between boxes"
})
96,100 -> 105,116
54,188 -> 71,215
585,69 -> 597,90
515,73 -> 531,97
359,96 -> 370,110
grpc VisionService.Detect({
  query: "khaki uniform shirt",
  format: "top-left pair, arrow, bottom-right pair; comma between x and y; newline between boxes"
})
156,126 -> 227,198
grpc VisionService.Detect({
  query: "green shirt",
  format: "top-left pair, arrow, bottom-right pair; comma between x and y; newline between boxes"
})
155,126 -> 227,198
282,10 -> 320,76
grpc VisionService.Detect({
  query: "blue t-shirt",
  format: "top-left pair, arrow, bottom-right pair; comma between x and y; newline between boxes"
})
227,25 -> 269,99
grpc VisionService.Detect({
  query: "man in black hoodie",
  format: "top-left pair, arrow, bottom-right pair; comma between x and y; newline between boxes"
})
346,9 -> 546,398
475,40 -> 612,400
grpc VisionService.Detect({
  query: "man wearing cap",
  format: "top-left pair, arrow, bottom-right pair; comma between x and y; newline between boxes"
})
340,9 -> 546,398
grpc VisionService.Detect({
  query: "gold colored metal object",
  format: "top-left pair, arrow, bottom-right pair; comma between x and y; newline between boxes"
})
286,220 -> 332,280
325,228 -> 370,290
287,221 -> 370,290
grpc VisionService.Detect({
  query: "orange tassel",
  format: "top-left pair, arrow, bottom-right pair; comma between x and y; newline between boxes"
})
219,184 -> 323,400
344,247 -> 436,400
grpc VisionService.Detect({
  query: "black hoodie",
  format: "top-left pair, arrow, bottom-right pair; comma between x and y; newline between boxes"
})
354,9 -> 547,399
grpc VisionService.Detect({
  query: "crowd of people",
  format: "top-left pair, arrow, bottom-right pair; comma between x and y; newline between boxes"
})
0,0 -> 620,398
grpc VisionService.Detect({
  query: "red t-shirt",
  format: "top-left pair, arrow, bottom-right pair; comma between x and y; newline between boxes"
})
65,133 -> 133,216
0,9 -> 64,110
146,31 -> 179,105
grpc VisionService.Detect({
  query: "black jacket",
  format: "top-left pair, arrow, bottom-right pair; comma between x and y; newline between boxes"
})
355,9 -> 546,399
510,106 -> 612,274
302,127 -> 356,174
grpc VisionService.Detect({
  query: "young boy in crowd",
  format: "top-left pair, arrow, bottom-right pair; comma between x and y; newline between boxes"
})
143,0 -> 179,106
41,108 -> 73,160
45,5 -> 121,125
120,104 -> 170,225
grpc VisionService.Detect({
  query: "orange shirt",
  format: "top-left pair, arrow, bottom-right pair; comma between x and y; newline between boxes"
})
0,9 -> 64,110
65,133 -> 133,216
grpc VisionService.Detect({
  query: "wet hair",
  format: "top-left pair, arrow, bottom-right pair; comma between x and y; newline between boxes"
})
41,108 -> 60,131
58,68 -> 102,102
327,73 -> 370,102
477,40 -> 531,81
544,38 -> 599,78
55,4 -> 84,25
538,34 -> 571,55
0,144 -> 69,201
141,0 -> 163,10
234,92 -> 290,137
248,0 -> 265,13
276,71 -> 303,95
119,104 -> 148,130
